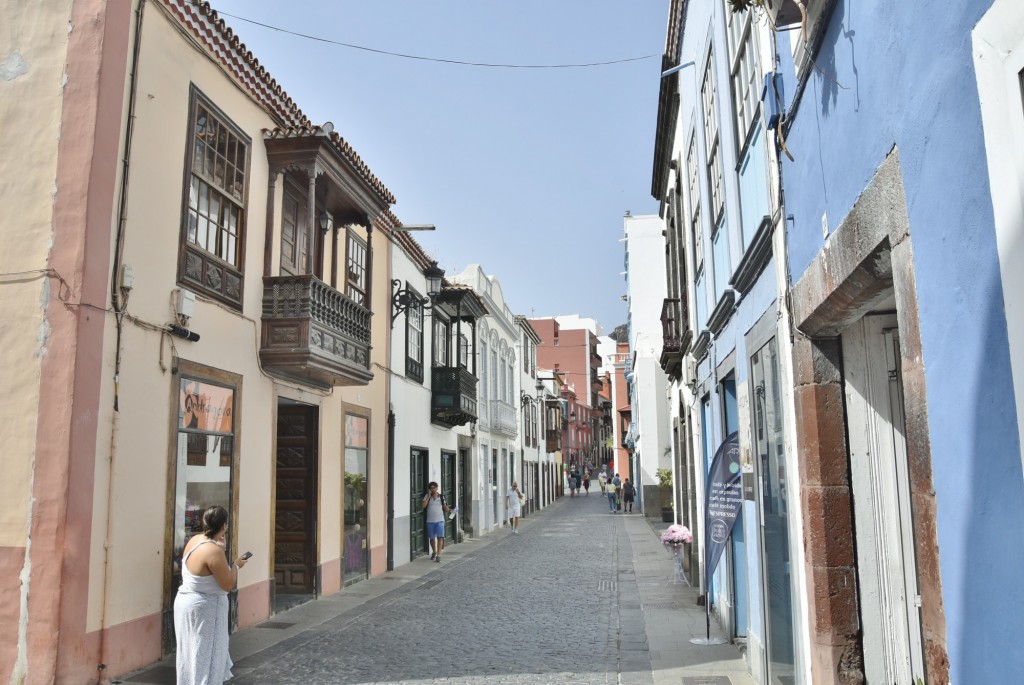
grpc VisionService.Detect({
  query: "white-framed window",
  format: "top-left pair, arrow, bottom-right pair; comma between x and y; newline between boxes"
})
701,53 -> 724,225
725,3 -> 760,148
687,134 -> 704,274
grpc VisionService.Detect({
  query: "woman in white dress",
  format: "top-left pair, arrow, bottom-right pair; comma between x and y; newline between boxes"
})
174,506 -> 249,685
506,482 -> 524,533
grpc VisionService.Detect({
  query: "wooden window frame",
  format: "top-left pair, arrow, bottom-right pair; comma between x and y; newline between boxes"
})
178,85 -> 250,309
405,285 -> 424,383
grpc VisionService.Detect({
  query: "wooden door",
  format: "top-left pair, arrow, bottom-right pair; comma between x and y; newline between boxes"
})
843,314 -> 925,683
275,404 -> 317,594
409,449 -> 428,557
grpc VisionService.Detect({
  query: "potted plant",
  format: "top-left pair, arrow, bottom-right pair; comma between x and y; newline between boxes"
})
656,468 -> 674,522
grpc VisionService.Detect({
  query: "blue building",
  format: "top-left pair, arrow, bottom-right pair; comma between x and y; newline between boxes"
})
650,1 -> 799,682
651,0 -> 1024,683
772,0 -> 1024,682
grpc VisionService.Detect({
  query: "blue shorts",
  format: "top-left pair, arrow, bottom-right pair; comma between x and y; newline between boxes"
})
426,521 -> 445,539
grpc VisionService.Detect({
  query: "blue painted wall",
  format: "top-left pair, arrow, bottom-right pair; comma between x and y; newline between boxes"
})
777,0 -> 1024,678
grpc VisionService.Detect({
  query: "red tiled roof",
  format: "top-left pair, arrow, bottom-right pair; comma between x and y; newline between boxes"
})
263,125 -> 396,205
166,1 -> 395,206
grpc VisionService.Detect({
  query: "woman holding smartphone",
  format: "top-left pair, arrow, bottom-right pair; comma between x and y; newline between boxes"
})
174,505 -> 249,684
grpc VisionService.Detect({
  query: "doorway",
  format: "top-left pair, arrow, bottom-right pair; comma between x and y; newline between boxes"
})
441,451 -> 456,543
410,448 -> 428,558
842,313 -> 925,683
274,401 -> 318,612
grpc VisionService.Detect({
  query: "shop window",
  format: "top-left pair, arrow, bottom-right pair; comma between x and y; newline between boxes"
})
172,377 -> 236,593
343,414 -> 369,583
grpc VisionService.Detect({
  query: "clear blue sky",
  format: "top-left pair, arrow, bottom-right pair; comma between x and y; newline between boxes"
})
210,1 -> 667,332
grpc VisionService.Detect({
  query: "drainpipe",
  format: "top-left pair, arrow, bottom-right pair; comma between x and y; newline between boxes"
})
386,408 -> 395,570
97,1 -> 146,682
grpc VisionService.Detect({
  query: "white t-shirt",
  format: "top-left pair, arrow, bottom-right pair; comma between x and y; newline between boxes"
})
507,488 -> 522,513
423,494 -> 445,523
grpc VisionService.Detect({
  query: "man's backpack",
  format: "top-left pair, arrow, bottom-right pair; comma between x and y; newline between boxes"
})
623,482 -> 635,496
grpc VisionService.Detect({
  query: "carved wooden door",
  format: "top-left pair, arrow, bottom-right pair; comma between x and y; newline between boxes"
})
275,404 -> 317,594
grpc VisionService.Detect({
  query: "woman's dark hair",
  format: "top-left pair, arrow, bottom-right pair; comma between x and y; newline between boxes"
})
202,505 -> 228,538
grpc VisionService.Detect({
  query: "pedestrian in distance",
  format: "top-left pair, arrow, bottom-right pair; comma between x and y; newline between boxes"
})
612,473 -> 623,511
507,481 -> 524,533
568,474 -> 577,497
422,482 -> 452,562
174,505 -> 249,685
622,478 -> 635,513
597,471 -> 607,491
582,473 -> 591,496
605,478 -> 618,512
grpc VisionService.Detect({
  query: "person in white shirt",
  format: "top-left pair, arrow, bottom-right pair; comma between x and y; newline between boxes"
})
506,482 -> 523,533
421,482 -> 451,562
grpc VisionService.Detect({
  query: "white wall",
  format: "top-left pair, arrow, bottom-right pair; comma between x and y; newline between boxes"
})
974,0 -> 1024,475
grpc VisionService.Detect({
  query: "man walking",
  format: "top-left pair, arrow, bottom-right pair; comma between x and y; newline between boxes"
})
422,482 -> 451,562
612,473 -> 622,512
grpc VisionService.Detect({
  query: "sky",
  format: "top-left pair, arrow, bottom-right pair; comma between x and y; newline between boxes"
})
209,1 -> 668,333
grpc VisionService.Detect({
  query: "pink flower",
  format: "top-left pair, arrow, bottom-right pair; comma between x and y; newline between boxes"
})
660,524 -> 692,545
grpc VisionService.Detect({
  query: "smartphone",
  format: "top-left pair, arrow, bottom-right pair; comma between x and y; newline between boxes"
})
241,551 -> 253,560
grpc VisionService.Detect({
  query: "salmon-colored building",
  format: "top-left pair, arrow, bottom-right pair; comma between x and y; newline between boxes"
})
530,317 -> 603,474
1,1 -> 410,681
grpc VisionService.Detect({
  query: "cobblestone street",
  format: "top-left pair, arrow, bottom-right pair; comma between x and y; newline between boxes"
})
236,495 -> 639,685
124,494 -> 753,685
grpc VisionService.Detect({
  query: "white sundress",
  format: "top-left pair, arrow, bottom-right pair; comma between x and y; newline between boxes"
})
173,539 -> 233,685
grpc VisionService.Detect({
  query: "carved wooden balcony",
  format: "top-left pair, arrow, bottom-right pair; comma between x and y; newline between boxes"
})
545,429 -> 562,452
431,366 -> 478,428
659,297 -> 692,380
260,274 -> 373,388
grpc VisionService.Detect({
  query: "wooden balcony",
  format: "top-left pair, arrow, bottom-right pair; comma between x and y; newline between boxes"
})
260,274 -> 373,388
659,297 -> 692,381
545,429 -> 562,452
431,366 -> 478,428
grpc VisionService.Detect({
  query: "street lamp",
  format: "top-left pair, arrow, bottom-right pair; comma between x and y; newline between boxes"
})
391,261 -> 445,327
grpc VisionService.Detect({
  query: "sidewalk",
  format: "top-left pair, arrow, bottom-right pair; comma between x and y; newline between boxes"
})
121,502 -> 755,684
622,513 -> 756,685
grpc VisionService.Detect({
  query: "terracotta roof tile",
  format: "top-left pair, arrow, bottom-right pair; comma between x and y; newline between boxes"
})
166,1 -> 395,206
263,125 -> 396,205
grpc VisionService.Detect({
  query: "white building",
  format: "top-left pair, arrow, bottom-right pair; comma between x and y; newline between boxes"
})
623,214 -> 672,512
452,265 -> 523,535
389,237 -> 487,562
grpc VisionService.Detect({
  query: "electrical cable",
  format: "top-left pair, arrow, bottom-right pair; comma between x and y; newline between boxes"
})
211,8 -> 659,69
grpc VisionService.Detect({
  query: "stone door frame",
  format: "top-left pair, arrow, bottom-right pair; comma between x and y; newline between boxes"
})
789,150 -> 949,684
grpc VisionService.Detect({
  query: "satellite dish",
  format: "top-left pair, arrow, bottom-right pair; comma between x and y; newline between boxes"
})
322,121 -> 335,134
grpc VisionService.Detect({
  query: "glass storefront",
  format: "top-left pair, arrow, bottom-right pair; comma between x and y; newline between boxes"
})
171,378 -> 236,598
752,338 -> 797,683
343,413 -> 369,583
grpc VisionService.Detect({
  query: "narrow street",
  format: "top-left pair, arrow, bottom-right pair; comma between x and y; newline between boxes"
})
123,496 -> 752,685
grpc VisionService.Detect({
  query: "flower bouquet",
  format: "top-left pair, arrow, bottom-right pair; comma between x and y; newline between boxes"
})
660,523 -> 693,548
661,523 -> 692,585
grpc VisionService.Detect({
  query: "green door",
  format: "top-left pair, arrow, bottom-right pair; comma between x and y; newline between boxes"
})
441,451 -> 456,542
410,449 -> 428,558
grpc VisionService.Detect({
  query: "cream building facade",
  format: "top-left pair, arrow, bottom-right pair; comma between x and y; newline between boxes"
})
1,1 -> 405,681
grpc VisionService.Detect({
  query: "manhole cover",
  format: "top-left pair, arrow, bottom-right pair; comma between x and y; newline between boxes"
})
642,602 -> 683,611
419,578 -> 445,589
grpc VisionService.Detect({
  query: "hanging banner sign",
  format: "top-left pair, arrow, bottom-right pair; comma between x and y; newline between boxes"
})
704,432 -> 742,583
